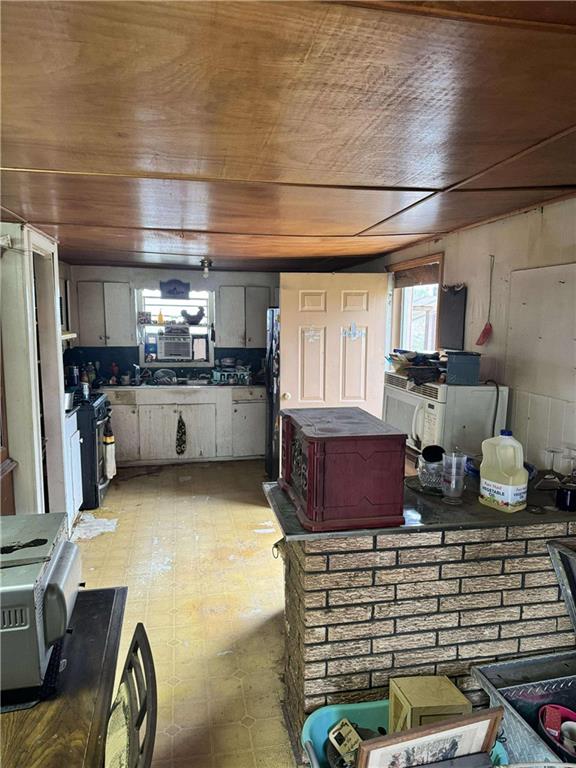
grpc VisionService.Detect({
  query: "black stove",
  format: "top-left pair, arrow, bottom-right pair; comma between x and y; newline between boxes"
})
75,392 -> 111,509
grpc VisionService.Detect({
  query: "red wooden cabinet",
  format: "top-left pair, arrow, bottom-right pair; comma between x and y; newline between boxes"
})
279,407 -> 406,532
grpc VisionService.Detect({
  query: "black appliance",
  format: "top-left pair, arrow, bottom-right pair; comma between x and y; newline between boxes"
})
75,392 -> 111,509
265,308 -> 280,479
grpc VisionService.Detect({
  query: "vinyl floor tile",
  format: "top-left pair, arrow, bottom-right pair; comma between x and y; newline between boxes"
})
74,461 -> 295,768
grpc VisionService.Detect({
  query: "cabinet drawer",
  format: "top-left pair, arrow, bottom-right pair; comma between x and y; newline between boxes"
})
231,387 -> 265,402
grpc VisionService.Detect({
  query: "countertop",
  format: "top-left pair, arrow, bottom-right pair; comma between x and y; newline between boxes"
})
263,478 -> 576,541
101,383 -> 264,390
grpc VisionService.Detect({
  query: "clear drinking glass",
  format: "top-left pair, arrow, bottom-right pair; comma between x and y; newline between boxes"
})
442,452 -> 467,504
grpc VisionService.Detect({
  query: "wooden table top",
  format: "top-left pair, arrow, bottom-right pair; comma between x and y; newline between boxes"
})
1,587 -> 127,768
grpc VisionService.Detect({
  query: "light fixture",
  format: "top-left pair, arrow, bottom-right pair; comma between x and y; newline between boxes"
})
200,257 -> 212,279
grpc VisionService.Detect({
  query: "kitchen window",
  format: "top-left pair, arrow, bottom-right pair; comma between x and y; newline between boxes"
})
399,284 -> 439,351
137,289 -> 214,366
390,254 -> 442,353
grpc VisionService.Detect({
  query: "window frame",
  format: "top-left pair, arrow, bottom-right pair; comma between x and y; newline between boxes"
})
389,253 -> 444,354
136,289 -> 215,368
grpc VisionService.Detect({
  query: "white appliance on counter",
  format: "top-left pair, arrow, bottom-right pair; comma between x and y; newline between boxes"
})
0,513 -> 82,691
382,372 -> 509,456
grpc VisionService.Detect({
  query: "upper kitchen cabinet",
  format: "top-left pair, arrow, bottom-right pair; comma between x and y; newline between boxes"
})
77,281 -> 136,346
216,285 -> 269,348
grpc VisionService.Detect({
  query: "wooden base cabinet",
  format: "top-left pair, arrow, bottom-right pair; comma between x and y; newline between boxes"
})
106,386 -> 265,465
110,405 -> 140,463
139,404 -> 216,462
232,401 -> 266,457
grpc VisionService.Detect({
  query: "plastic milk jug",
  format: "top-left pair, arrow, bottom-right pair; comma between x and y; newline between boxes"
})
479,430 -> 529,512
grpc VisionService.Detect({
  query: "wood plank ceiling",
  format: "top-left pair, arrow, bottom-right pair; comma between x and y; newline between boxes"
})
1,1 -> 576,271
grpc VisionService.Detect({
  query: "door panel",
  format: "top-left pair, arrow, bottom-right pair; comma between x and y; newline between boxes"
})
280,274 -> 388,416
217,286 -> 246,347
112,405 -> 140,463
245,286 -> 269,348
299,326 -> 326,402
232,401 -> 266,457
139,405 -> 176,461
77,282 -> 106,346
104,282 -> 134,346
340,326 -> 367,401
179,404 -> 216,459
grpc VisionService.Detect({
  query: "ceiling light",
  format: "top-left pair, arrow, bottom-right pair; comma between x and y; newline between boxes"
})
200,257 -> 212,279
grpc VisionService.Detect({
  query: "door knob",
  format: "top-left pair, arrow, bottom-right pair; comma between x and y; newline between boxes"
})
282,392 -> 291,400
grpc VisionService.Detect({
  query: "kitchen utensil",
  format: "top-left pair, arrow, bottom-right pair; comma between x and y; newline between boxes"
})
152,368 -> 177,385
421,444 -> 445,463
417,457 -> 443,490
556,484 -> 576,512
442,451 -> 466,503
475,254 -> 494,346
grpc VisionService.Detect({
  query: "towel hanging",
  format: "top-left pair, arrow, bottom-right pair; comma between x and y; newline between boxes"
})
103,419 -> 117,480
176,412 -> 187,455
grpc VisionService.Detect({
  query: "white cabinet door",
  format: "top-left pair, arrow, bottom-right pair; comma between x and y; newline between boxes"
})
139,404 -> 216,461
217,286 -> 246,347
179,405 -> 216,459
77,282 -> 106,346
139,405 -> 177,461
111,405 -> 140,463
104,283 -> 135,346
232,401 -> 266,457
70,429 -> 84,517
245,286 -> 270,348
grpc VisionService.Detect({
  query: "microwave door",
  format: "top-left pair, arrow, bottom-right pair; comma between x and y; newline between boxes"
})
383,388 -> 421,451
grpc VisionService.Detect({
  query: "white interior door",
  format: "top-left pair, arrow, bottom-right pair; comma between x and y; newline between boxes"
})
280,273 -> 389,417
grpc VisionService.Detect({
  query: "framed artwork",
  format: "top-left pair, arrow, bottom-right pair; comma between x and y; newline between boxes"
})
356,708 -> 503,768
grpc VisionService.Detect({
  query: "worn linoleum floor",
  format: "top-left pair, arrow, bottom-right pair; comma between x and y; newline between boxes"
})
76,461 -> 295,768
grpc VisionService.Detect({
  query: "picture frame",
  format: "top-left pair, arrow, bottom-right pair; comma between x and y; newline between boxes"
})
356,708 -> 503,768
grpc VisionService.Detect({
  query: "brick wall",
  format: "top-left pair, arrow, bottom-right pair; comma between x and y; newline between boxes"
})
283,522 -> 576,746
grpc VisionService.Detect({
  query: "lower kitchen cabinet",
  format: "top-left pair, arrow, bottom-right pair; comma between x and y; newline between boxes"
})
105,386 -> 265,465
111,405 -> 140,463
139,404 -> 216,462
232,401 -> 266,457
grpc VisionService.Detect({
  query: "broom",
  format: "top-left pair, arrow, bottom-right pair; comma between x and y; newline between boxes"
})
476,254 -> 495,346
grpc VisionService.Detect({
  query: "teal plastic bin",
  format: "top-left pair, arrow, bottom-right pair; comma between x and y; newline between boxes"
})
301,699 -> 508,768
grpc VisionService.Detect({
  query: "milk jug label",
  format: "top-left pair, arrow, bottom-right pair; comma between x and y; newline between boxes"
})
480,478 -> 527,509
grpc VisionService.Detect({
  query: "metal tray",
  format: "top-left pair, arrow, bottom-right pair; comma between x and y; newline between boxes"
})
473,541 -> 576,762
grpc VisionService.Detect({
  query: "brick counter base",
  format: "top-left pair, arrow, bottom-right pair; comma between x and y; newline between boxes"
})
283,522 -> 576,749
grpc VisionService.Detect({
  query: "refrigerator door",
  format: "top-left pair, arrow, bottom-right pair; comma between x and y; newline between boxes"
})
265,308 -> 280,479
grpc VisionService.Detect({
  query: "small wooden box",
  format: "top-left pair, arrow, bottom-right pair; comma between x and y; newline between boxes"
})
389,676 -> 472,733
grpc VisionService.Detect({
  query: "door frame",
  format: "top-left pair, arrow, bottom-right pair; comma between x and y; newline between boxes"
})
0,222 -> 68,520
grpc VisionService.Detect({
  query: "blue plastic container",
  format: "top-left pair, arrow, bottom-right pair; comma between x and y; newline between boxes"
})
446,351 -> 481,386
301,699 -> 508,768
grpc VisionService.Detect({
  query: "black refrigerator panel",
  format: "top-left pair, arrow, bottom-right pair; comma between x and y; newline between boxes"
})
265,308 -> 280,479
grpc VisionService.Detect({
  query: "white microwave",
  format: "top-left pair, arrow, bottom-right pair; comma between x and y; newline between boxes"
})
382,372 -> 509,457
